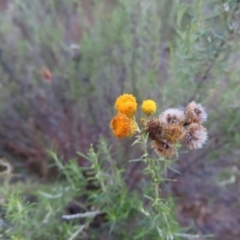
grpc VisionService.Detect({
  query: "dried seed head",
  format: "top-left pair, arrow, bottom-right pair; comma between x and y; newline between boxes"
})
151,140 -> 176,158
162,124 -> 186,144
159,108 -> 186,125
185,101 -> 207,124
183,123 -> 208,150
146,118 -> 164,141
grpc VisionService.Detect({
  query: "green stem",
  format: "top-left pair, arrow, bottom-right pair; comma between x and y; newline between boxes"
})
137,123 -> 171,234
137,125 -> 159,201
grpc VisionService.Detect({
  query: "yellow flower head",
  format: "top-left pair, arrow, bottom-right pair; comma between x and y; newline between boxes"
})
141,99 -> 157,116
110,113 -> 137,139
115,94 -> 137,117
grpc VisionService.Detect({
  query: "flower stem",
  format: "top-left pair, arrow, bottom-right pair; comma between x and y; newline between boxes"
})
137,124 -> 171,234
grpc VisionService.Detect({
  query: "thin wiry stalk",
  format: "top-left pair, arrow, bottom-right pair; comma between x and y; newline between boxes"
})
136,124 -> 171,234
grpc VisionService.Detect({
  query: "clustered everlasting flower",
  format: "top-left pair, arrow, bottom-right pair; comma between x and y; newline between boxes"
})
110,113 -> 137,139
114,94 -> 137,117
110,93 -> 157,139
110,93 -> 208,158
141,99 -> 157,117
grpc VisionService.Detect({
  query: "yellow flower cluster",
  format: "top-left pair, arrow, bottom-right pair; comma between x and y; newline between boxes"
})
110,93 -> 157,139
114,94 -> 137,117
141,99 -> 157,117
110,113 -> 137,139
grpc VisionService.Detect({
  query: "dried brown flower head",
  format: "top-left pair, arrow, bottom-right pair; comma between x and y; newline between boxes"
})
183,123 -> 208,150
41,67 -> 53,83
159,108 -> 186,125
151,140 -> 176,158
162,124 -> 186,144
146,118 -> 164,142
185,101 -> 207,124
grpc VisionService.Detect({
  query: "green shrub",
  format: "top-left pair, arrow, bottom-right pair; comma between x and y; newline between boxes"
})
0,0 -> 240,238
0,137 -> 213,239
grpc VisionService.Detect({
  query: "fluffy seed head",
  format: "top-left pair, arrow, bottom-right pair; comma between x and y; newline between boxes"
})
115,94 -> 137,117
141,99 -> 157,116
146,118 -> 164,142
110,113 -> 137,139
151,140 -> 176,158
183,123 -> 208,150
185,101 -> 207,124
159,108 -> 186,125
162,124 -> 186,144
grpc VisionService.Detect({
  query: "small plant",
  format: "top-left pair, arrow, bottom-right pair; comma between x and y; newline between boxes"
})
110,93 -> 208,239
0,107 -> 210,239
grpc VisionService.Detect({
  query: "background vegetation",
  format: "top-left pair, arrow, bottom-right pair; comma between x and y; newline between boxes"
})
0,0 -> 240,239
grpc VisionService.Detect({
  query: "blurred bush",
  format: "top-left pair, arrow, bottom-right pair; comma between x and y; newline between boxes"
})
0,0 -> 240,182
0,138 -> 185,239
1,0 -> 240,238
